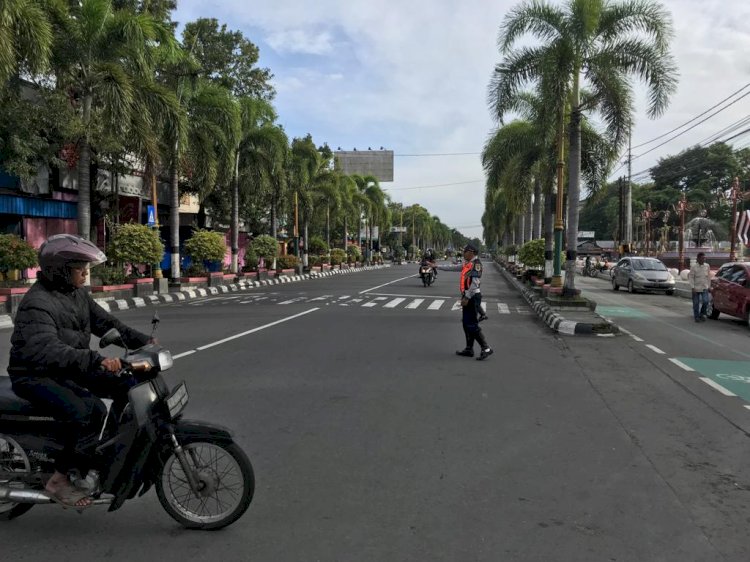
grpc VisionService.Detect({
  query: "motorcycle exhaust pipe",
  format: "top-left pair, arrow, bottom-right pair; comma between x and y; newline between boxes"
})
0,485 -> 53,504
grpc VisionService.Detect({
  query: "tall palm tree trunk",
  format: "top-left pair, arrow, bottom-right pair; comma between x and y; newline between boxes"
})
77,96 -> 93,240
526,197 -> 533,241
544,181 -> 554,283
170,154 -> 180,279
231,151 -> 240,274
564,86 -> 582,293
533,178 -> 542,239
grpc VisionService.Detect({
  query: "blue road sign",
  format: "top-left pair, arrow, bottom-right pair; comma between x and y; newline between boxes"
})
147,205 -> 156,226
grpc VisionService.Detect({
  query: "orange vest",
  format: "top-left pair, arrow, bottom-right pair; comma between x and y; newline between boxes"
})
460,261 -> 472,292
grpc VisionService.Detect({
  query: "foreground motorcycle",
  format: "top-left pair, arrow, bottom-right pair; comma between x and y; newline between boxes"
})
419,264 -> 435,287
0,318 -> 254,530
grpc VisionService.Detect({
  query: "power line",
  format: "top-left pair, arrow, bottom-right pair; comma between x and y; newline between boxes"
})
631,82 -> 750,150
383,179 -> 483,191
395,152 -> 480,157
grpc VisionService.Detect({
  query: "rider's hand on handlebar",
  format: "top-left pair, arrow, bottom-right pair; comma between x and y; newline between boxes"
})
100,357 -> 122,372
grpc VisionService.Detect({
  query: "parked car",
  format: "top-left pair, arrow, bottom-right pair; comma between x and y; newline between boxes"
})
611,256 -> 675,295
707,262 -> 750,327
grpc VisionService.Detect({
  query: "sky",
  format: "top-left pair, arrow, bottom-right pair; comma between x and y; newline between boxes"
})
173,0 -> 750,240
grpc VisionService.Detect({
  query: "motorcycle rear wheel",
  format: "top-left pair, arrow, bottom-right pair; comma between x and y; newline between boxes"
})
0,435 -> 35,521
156,439 -> 254,530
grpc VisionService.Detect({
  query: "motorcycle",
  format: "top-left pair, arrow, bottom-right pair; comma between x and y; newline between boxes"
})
419,264 -> 435,287
0,315 -> 254,530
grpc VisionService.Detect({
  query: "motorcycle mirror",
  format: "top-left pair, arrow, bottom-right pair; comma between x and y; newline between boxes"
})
99,328 -> 125,349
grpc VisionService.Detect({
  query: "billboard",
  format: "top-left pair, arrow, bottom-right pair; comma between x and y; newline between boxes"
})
335,150 -> 394,182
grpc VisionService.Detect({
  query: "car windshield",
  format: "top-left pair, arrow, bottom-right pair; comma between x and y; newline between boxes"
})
632,259 -> 667,271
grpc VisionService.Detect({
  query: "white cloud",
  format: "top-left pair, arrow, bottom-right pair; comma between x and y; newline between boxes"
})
176,0 -> 750,239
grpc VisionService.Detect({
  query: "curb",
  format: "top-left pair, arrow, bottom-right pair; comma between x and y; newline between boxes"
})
0,265 -> 391,329
495,263 -> 619,336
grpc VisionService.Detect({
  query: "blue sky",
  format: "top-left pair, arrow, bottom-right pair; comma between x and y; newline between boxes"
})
174,0 -> 750,240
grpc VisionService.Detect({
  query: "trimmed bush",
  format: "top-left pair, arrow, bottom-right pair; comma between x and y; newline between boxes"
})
276,255 -> 299,270
184,230 -> 227,266
308,235 -> 329,256
518,239 -> 545,269
346,245 -> 362,262
0,234 -> 37,273
243,249 -> 259,271
330,248 -> 347,265
93,265 -> 127,286
249,234 -> 279,266
108,223 -> 164,272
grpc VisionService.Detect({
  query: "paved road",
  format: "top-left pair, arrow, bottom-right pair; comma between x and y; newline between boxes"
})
1,264 -> 749,561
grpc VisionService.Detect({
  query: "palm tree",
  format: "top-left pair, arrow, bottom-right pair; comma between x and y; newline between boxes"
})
0,0 -> 52,85
491,0 -> 677,292
49,0 -> 178,240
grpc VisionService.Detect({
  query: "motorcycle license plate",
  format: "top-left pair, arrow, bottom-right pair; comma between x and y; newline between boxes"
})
167,381 -> 189,418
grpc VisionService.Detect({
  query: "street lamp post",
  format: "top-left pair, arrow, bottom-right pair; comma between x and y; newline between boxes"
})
672,193 -> 698,271
728,177 -> 742,262
641,203 -> 665,257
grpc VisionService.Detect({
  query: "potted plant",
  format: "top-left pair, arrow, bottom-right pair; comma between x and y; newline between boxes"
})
248,235 -> 278,281
346,245 -> 362,266
107,223 -> 164,296
0,234 -> 37,294
240,249 -> 259,278
330,248 -> 346,269
276,254 -> 299,277
184,229 -> 227,287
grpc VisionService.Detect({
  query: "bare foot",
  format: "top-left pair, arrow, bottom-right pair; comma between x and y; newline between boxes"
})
45,472 -> 92,508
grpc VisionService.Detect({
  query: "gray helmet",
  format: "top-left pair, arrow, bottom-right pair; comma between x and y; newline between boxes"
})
39,234 -> 106,288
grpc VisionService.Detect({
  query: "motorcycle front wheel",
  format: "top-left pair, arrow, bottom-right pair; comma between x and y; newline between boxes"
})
156,439 -> 254,530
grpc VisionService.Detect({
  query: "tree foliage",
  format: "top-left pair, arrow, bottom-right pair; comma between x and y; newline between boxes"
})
249,234 -> 278,260
0,234 -> 37,272
184,229 -> 227,263
108,223 -> 164,268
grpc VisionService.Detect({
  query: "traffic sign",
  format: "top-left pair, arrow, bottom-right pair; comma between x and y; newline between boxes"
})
147,205 -> 156,226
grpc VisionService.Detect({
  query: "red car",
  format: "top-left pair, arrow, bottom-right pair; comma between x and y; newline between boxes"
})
707,262 -> 750,327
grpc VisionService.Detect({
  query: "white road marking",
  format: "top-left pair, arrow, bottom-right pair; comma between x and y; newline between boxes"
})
646,344 -> 665,355
196,308 -> 319,352
360,274 -> 419,294
384,298 -> 406,308
744,405 -> 750,411
618,327 -> 645,342
497,303 -> 510,314
405,299 -> 424,309
451,301 -> 462,311
173,350 -> 196,360
427,300 -> 445,310
699,377 -> 736,397
669,358 -> 695,372
338,295 -> 350,300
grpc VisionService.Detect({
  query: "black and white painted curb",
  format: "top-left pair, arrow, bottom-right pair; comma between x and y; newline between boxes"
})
495,263 -> 618,336
0,265 -> 389,328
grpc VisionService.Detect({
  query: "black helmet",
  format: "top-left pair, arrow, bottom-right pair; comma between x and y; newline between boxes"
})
39,234 -> 106,288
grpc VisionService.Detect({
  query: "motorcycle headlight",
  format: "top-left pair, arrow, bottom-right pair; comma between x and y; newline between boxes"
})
158,350 -> 173,371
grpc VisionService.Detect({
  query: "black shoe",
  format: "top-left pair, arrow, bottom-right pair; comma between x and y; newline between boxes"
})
476,348 -> 493,361
456,348 -> 474,357
694,318 -> 700,323
700,315 -> 707,322
478,314 -> 488,322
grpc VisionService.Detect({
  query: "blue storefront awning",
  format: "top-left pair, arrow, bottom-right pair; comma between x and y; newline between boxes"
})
0,195 -> 77,219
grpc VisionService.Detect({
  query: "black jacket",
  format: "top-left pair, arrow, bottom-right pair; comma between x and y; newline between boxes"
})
7,277 -> 150,380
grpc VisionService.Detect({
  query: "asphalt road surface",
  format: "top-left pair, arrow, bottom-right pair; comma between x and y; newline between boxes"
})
1,264 -> 749,561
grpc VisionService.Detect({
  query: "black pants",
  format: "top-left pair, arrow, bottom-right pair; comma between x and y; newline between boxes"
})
11,373 -> 133,474
461,295 -> 488,351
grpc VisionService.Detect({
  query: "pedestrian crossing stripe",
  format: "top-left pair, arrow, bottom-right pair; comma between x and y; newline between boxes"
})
497,303 -> 510,314
405,299 -> 424,309
427,300 -> 445,310
383,297 -> 406,308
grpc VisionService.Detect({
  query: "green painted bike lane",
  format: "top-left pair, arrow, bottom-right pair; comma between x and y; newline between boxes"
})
676,358 -> 750,403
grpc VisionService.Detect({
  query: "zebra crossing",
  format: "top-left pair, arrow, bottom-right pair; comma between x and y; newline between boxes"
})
183,292 -> 532,314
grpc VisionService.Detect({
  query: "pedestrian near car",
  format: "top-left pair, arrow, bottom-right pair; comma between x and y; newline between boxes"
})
455,243 -> 492,360
688,252 -> 711,322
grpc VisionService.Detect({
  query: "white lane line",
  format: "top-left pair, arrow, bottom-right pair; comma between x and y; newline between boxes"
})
338,295 -> 350,300
497,303 -> 510,314
384,298 -> 406,308
646,344 -> 665,355
360,274 -> 418,294
618,327 -> 645,342
368,292 -> 455,299
196,308 -> 319,352
349,298 -> 364,303
173,350 -> 196,360
669,358 -> 695,372
451,301 -> 462,311
428,300 -> 445,310
362,301 -> 379,308
744,405 -> 750,411
279,297 -> 306,305
405,299 -> 424,309
699,377 -> 737,397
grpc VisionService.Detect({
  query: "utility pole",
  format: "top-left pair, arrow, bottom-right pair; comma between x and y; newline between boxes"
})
626,123 -> 633,251
294,191 -> 301,273
150,170 -> 163,279
618,177 -> 624,251
729,177 -> 741,262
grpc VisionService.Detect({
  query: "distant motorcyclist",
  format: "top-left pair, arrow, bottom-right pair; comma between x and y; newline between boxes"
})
7,234 -> 152,508
421,249 -> 438,277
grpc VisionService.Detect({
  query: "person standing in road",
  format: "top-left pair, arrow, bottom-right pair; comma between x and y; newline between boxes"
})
456,243 -> 493,360
688,252 -> 711,322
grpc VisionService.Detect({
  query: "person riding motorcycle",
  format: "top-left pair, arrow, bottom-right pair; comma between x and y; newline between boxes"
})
7,234 -> 152,508
420,249 -> 438,278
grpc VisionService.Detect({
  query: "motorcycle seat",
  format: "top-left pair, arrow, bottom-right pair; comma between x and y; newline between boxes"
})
0,376 -> 44,416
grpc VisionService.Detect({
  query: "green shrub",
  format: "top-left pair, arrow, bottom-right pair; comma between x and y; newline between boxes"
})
308,235 -> 328,256
309,256 -> 324,267
108,223 -> 164,271
184,229 -> 227,263
346,245 -> 362,262
276,254 -> 299,269
93,265 -> 127,286
517,239 -> 545,269
249,234 -> 279,260
183,263 -> 208,277
243,249 -> 259,271
0,234 -> 37,273
330,248 -> 347,265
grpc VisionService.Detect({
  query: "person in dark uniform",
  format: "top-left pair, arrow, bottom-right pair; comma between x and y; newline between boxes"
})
456,243 -> 493,360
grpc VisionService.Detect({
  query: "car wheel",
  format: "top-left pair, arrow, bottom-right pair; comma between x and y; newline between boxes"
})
612,277 -> 619,291
627,280 -> 635,294
666,289 -> 674,296
707,299 -> 720,320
